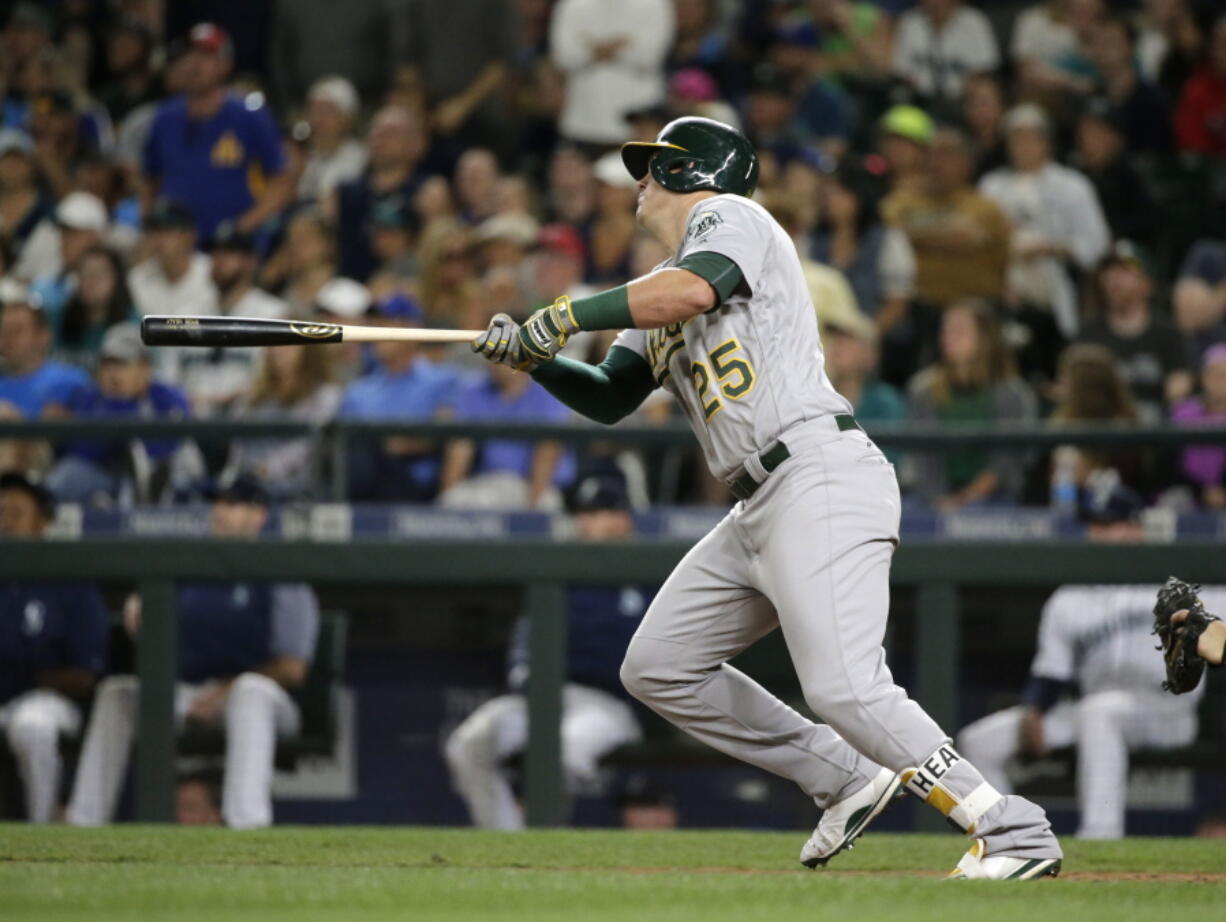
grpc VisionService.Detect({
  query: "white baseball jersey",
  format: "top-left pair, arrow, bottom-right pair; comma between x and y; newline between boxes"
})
1031,584 -> 1226,699
613,194 -> 852,480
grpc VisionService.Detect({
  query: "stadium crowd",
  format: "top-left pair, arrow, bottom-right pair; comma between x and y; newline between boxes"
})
1,0 -> 1225,516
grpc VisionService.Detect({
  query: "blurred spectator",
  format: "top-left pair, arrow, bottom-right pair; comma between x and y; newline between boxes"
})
0,285 -> 89,420
669,0 -> 735,95
0,470 -> 107,823
1086,14 -> 1172,153
882,126 -> 1012,310
142,23 -> 291,242
811,161 -> 916,378
178,224 -> 288,416
445,469 -> 648,828
418,221 -> 479,328
439,362 -> 574,510
1172,344 -> 1226,509
1141,0 -> 1206,98
961,72 -> 1009,179
0,129 -> 51,260
27,89 -> 100,201
763,40 -> 855,155
311,277 -> 371,383
877,104 -> 933,194
822,316 -> 906,465
1174,12 -> 1226,158
892,0 -> 1000,113
455,148 -> 502,226
269,0 -> 399,108
546,146 -> 596,226
1174,239 -> 1226,363
226,344 -> 342,500
980,104 -> 1109,342
338,294 -> 462,501
97,18 -> 160,124
22,192 -> 110,320
1071,98 -> 1160,247
798,0 -> 894,86
1078,240 -> 1192,419
262,208 -> 337,316
474,212 -> 540,273
297,76 -> 368,205
587,152 -> 639,283
67,475 -> 320,829
550,0 -> 674,147
366,198 -> 421,300
907,299 -> 1038,510
1,4 -> 53,101
1048,343 -> 1158,521
330,105 -> 431,282
402,0 -> 518,155
55,246 -> 138,369
958,584 -> 1226,840
48,324 -> 197,505
1012,0 -> 1101,100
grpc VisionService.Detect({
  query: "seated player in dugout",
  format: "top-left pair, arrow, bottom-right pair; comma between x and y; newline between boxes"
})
958,583 -> 1226,840
66,474 -> 319,829
469,117 -> 1063,878
445,469 -> 652,829
0,471 -> 107,822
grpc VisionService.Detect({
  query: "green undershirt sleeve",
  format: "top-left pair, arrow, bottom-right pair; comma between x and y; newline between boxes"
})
676,251 -> 748,305
531,345 -> 657,425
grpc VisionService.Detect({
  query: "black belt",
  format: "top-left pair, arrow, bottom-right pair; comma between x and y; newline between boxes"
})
727,414 -> 862,501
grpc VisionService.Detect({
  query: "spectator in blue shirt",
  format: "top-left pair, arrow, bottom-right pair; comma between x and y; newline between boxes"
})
142,23 -> 292,244
67,474 -> 320,829
445,469 -> 650,828
0,285 -> 90,420
439,361 -> 576,509
0,471 -> 108,822
338,293 -> 461,500
47,323 -> 195,505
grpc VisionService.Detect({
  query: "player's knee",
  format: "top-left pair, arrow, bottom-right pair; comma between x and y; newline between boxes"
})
5,710 -> 58,753
228,672 -> 281,707
95,674 -> 139,707
619,640 -> 669,703
444,716 -> 494,771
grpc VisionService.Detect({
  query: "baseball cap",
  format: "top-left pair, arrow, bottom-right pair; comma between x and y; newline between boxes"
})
56,192 -> 108,232
879,105 -> 934,145
211,221 -> 256,253
308,75 -> 360,120
669,68 -> 720,104
206,472 -> 269,506
144,199 -> 196,231
368,292 -> 425,325
99,323 -> 149,363
1202,343 -> 1226,370
1099,239 -> 1152,277
0,277 -> 40,309
0,128 -> 34,158
538,223 -> 585,263
0,470 -> 56,520
188,22 -> 234,58
747,64 -> 792,99
1080,96 -> 1126,135
314,277 -> 370,319
593,151 -> 639,189
822,312 -> 877,346
569,472 -> 631,513
1004,103 -> 1051,136
30,90 -> 76,117
475,212 -> 540,247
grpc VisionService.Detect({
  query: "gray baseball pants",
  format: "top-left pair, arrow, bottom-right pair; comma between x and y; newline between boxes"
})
620,417 -> 1059,858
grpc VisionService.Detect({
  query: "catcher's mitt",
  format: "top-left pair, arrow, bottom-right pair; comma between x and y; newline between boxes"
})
1153,576 -> 1221,694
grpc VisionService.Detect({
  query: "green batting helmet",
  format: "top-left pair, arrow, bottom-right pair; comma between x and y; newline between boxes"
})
621,117 -> 759,198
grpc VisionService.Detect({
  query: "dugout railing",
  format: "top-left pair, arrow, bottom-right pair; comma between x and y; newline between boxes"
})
2,539 -> 1225,828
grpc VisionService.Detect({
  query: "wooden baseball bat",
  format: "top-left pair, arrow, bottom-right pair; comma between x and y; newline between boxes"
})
140,315 -> 483,347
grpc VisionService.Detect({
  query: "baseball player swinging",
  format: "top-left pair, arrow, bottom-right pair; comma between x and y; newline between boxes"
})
471,117 -> 1062,878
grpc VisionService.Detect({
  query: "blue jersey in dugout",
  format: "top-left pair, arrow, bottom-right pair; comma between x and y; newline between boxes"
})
143,93 -> 286,241
176,583 -> 319,683
0,582 -> 108,705
508,585 -> 656,697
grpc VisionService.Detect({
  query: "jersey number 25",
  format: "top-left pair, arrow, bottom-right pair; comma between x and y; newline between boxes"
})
690,339 -> 755,421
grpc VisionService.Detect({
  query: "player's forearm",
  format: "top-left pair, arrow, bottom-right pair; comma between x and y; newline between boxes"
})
256,656 -> 309,689
1200,620 -> 1226,665
531,348 -> 655,425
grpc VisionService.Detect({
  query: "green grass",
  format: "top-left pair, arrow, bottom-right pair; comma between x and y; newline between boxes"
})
2,826 -> 1224,922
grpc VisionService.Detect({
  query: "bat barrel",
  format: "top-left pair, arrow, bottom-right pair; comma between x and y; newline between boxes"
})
141,316 -> 342,347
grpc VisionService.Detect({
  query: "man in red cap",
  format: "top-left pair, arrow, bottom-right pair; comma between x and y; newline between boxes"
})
142,23 -> 293,244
